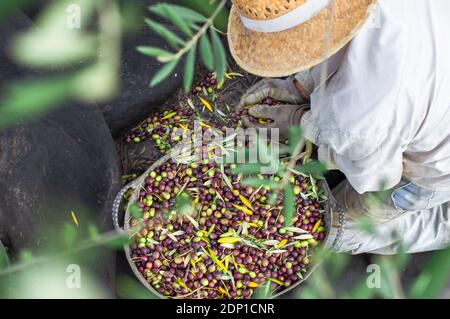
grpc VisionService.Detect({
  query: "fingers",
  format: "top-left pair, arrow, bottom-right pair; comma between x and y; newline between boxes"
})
245,79 -> 272,95
248,104 -> 299,119
247,89 -> 301,106
242,116 -> 266,129
236,78 -> 302,112
236,98 -> 246,112
270,92 -> 303,105
248,104 -> 277,119
242,115 -> 279,129
242,87 -> 274,106
235,80 -> 271,112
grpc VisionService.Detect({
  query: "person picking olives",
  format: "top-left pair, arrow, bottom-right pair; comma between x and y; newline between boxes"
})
228,0 -> 450,254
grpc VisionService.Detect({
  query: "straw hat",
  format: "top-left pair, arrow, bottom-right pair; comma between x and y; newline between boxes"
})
228,0 -> 377,77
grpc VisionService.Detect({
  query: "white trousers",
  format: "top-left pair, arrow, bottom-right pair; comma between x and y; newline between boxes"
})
329,180 -> 450,255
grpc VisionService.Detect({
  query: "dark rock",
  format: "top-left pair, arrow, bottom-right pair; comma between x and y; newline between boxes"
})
99,0 -> 184,137
0,103 -> 122,252
0,12 -> 121,297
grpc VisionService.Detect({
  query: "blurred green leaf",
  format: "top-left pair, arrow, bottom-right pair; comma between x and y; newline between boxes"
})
19,250 -> 33,262
13,30 -> 96,68
199,34 -> 214,70
376,257 -> 403,299
183,43 -> 196,92
12,0 -> 97,68
363,188 -> 390,212
105,234 -> 131,249
176,0 -> 229,32
354,217 -> 376,235
72,60 -> 118,102
346,275 -> 376,299
408,247 -> 450,298
392,237 -> 410,269
288,126 -> 303,155
210,28 -> 226,84
256,136 -> 279,168
0,0 -> 34,22
298,287 -> 320,299
88,224 -> 99,239
63,224 -> 77,249
120,1 -> 146,34
145,18 -> 185,49
326,253 -> 350,282
130,204 -> 142,219
175,192 -> 194,215
242,178 -> 278,188
149,3 -> 207,23
231,163 -> 263,175
150,60 -> 179,87
283,183 -> 295,226
268,193 -> 278,205
295,161 -> 328,179
0,243 -> 8,270
137,46 -> 174,60
116,275 -> 157,299
254,280 -> 272,299
0,76 -> 74,129
409,272 -> 432,299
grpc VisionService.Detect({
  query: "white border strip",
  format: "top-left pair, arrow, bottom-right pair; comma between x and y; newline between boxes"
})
239,0 -> 331,33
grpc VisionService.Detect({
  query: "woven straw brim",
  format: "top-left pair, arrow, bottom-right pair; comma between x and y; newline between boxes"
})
228,0 -> 377,77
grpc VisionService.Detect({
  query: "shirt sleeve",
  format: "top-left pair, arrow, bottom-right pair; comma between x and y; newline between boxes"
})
299,1 -> 408,194
301,110 -> 404,194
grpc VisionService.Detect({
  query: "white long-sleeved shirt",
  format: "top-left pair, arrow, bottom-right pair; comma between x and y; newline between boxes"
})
299,0 -> 450,194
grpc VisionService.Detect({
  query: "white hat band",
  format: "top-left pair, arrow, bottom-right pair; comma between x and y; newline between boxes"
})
239,0 -> 331,33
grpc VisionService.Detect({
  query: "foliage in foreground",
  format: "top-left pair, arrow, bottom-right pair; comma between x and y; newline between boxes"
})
138,0 -> 229,92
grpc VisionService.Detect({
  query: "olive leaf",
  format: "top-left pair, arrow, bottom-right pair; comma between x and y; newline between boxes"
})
137,46 -> 174,60
283,183 -> 295,227
140,0 -> 229,91
162,4 -> 193,36
199,34 -> 214,70
183,43 -> 197,91
149,3 -> 207,23
150,60 -> 179,87
144,18 -> 186,49
210,28 -> 227,84
176,0 -> 229,32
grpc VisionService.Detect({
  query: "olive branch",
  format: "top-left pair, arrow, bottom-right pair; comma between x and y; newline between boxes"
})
138,0 -> 228,92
